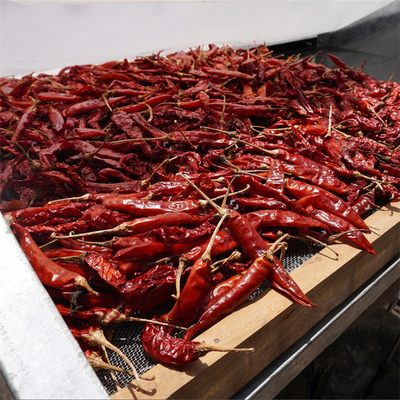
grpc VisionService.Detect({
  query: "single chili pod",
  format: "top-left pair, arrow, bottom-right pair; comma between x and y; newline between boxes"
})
12,223 -> 99,295
141,317 -> 253,366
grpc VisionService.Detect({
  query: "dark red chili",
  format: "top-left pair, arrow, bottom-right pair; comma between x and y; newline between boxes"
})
12,223 -> 99,294
37,92 -> 82,102
351,192 -> 375,216
48,106 -> 65,132
120,94 -> 172,114
62,96 -> 126,117
11,108 -> 36,142
119,263 -> 177,315
285,178 -> 370,232
305,205 -> 375,255
8,75 -> 34,98
167,255 -> 212,327
245,209 -> 332,233
100,197 -> 203,216
141,318 -> 205,366
184,252 -> 315,342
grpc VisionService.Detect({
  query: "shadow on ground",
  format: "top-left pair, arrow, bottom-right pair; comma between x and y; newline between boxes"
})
275,298 -> 400,399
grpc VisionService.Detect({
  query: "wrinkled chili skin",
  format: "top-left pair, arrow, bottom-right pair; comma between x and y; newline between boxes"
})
119,264 -> 177,314
351,192 -> 375,216
183,254 -> 276,342
167,257 -> 212,327
12,223 -> 83,291
285,179 -> 370,231
305,205 -> 376,255
245,209 -> 332,233
100,197 -> 202,216
141,319 -> 201,366
85,252 -> 126,288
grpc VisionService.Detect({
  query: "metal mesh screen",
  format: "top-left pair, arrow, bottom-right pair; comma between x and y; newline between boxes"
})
96,237 -> 326,395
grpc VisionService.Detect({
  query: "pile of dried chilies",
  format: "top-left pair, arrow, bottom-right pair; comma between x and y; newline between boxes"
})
1,44 -> 399,390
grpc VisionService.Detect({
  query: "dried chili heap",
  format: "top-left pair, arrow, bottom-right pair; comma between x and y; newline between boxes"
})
1,45 -> 399,378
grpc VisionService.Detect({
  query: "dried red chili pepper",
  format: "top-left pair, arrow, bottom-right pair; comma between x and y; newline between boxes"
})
351,192 -> 375,216
184,249 -> 315,342
113,239 -> 189,263
120,94 -> 173,114
245,209 -> 332,233
166,213 -> 228,327
234,197 -> 288,212
8,75 -> 34,98
65,127 -> 108,140
141,317 -> 252,366
57,236 -> 113,254
119,263 -> 178,314
62,96 -> 126,117
85,252 -> 126,288
304,205 -> 375,255
11,107 -> 36,143
100,197 -> 204,216
285,178 -> 370,232
37,92 -> 82,102
266,159 -> 285,192
12,223 -> 99,294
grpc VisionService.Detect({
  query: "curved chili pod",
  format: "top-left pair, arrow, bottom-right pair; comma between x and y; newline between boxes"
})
285,179 -> 370,232
141,319 -> 203,366
245,209 -> 332,233
183,251 -> 315,342
100,197 -> 202,216
167,256 -> 212,327
305,205 -> 376,255
12,223 -> 98,294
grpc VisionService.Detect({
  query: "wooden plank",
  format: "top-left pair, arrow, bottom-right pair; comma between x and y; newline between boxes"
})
240,259 -> 400,399
112,201 -> 400,400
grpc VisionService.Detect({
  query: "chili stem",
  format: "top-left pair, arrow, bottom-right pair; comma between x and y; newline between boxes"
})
210,184 -> 250,203
124,316 -> 188,331
85,328 -> 143,391
196,341 -> 254,356
100,346 -> 121,391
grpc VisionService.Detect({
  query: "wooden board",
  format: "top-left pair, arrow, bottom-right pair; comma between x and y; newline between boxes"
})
112,201 -> 400,400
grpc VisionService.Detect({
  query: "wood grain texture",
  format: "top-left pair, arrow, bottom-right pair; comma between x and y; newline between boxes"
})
112,201 -> 400,400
